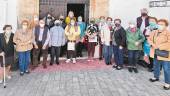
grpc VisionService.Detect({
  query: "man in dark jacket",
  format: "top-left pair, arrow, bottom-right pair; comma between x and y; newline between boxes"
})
137,8 -> 150,33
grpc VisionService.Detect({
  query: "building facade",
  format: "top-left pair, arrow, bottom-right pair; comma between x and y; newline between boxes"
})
0,0 -> 170,32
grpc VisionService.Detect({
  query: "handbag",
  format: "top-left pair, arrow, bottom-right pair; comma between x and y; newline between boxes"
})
155,49 -> 169,58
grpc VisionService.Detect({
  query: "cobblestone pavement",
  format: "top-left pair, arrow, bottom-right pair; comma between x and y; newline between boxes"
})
0,59 -> 170,96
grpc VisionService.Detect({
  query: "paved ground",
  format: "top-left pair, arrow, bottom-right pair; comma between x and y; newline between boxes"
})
0,59 -> 170,96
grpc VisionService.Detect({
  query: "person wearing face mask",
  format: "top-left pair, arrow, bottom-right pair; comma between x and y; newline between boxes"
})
112,19 -> 126,69
76,16 -> 86,57
44,13 -> 55,29
143,17 -> 158,72
13,20 -> 34,76
59,15 -> 66,29
126,21 -> 145,73
32,19 -> 50,69
98,16 -> 106,60
65,19 -> 80,64
148,19 -> 170,90
0,25 -> 14,82
137,8 -> 150,33
49,20 -> 66,65
65,11 -> 76,25
100,17 -> 113,65
86,18 -> 98,62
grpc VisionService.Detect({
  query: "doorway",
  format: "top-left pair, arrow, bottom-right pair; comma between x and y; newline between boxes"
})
67,4 -> 85,21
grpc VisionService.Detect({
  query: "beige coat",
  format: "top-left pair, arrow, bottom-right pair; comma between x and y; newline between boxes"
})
148,30 -> 170,61
13,29 -> 34,52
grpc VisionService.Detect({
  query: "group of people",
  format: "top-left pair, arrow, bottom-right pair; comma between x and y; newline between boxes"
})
0,8 -> 170,90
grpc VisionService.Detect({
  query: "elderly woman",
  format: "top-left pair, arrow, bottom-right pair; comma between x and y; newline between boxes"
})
0,25 -> 14,83
148,19 -> 170,90
126,21 -> 145,73
13,20 -> 34,76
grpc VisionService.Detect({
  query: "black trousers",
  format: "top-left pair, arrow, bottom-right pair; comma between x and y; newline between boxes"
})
50,46 -> 61,63
76,42 -> 84,57
32,42 -> 48,67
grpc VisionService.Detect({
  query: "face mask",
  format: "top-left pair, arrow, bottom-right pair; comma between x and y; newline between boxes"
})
40,24 -> 45,28
55,23 -> 60,26
149,22 -> 156,26
60,19 -> 64,21
115,23 -> 120,27
141,13 -> 147,17
71,22 -> 75,26
22,25 -> 28,30
158,25 -> 165,31
34,18 -> 38,21
6,30 -> 12,34
78,18 -> 82,22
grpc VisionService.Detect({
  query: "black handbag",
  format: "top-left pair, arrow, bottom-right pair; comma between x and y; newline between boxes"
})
155,49 -> 169,58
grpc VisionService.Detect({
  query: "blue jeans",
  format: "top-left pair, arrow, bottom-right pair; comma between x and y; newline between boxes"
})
113,45 -> 124,66
128,50 -> 139,67
103,45 -> 113,64
18,50 -> 30,73
153,59 -> 170,84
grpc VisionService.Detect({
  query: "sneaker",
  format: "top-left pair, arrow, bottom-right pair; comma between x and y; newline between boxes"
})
20,72 -> 24,76
25,70 -> 30,74
113,65 -> 118,68
149,78 -> 159,82
66,59 -> 71,63
133,68 -> 138,73
116,66 -> 123,70
128,67 -> 133,73
0,80 -> 3,84
7,75 -> 12,79
163,84 -> 170,90
72,58 -> 76,64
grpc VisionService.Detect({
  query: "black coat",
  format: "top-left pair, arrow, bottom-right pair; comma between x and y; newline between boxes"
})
113,27 -> 126,47
137,16 -> 150,29
0,33 -> 15,57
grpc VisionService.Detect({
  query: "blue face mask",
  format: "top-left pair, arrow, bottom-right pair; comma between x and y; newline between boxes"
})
149,22 -> 158,29
149,22 -> 156,26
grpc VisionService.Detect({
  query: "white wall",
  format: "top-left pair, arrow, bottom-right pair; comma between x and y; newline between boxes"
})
109,0 -> 170,28
0,0 -> 17,33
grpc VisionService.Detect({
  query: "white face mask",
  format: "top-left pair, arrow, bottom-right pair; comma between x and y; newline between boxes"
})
40,24 -> 45,28
34,18 -> 38,21
22,25 -> 28,30
6,30 -> 12,34
71,22 -> 75,26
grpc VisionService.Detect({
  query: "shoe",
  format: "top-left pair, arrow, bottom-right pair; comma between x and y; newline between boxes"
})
148,68 -> 153,72
149,78 -> 159,82
56,62 -> 59,65
0,80 -> 3,84
116,66 -> 123,70
163,84 -> 170,90
112,65 -> 118,68
133,68 -> 138,73
66,59 -> 71,63
128,68 -> 133,73
73,58 -> 76,64
50,63 -> 53,66
43,65 -> 47,69
99,57 -> 103,60
20,72 -> 24,76
25,70 -> 30,74
7,75 -> 12,79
